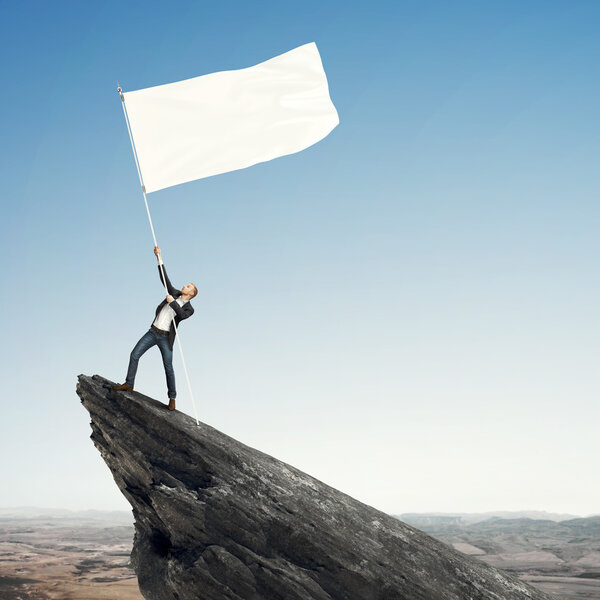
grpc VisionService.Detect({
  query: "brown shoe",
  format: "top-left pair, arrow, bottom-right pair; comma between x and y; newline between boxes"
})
113,383 -> 134,392
168,398 -> 176,411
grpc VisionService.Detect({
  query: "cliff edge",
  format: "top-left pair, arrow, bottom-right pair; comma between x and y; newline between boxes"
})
77,374 -> 554,600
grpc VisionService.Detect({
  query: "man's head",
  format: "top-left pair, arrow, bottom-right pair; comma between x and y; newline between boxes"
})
181,283 -> 198,299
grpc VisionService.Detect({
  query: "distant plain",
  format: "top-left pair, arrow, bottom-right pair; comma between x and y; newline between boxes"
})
0,510 -> 142,600
1,509 -> 598,600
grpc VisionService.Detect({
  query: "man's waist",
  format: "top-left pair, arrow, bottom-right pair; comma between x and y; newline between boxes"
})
151,324 -> 170,335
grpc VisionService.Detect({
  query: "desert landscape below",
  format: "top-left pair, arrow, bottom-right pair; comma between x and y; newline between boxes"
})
0,509 -> 141,600
1,508 -> 598,600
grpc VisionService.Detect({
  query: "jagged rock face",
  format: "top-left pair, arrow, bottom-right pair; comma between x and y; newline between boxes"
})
77,375 -> 555,600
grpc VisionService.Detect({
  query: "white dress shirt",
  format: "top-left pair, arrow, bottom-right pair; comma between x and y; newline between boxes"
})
153,298 -> 186,331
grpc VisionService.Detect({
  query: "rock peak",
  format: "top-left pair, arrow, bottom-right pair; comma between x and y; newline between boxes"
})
77,374 -> 554,600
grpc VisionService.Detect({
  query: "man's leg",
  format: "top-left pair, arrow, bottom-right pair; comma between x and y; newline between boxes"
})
124,330 -> 157,388
157,338 -> 176,404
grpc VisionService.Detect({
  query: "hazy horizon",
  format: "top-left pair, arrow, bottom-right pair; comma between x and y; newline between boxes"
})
0,505 -> 596,520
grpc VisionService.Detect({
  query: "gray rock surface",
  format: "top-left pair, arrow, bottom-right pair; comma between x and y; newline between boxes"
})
77,374 -> 556,600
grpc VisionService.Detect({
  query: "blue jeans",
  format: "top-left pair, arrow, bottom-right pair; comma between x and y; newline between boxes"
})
126,328 -> 176,399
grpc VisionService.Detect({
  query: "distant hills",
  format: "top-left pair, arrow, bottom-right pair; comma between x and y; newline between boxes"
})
397,511 -> 583,527
0,506 -> 132,523
1,508 -> 589,526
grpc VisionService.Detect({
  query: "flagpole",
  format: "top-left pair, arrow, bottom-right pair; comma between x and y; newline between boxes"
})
118,84 -> 200,426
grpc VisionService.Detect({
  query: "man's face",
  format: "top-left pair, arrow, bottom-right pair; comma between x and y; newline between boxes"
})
181,283 -> 196,297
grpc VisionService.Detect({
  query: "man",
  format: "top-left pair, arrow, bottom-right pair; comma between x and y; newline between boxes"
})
113,246 -> 197,411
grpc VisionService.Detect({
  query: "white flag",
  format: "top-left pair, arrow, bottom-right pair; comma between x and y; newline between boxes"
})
123,42 -> 339,193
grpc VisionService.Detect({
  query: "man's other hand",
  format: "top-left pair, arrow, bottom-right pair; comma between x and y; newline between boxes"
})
154,245 -> 161,257
166,294 -> 174,303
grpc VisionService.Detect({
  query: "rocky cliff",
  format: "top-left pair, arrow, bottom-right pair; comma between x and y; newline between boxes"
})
77,374 -> 555,600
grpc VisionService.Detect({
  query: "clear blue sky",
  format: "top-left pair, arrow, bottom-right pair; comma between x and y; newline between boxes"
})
1,1 -> 598,516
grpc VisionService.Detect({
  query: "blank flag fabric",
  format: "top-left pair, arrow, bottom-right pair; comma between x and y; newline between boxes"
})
123,42 -> 339,193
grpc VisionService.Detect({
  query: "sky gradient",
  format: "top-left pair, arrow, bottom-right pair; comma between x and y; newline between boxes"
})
1,1 -> 598,516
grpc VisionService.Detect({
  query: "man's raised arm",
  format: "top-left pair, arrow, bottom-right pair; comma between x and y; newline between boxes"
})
154,246 -> 178,296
